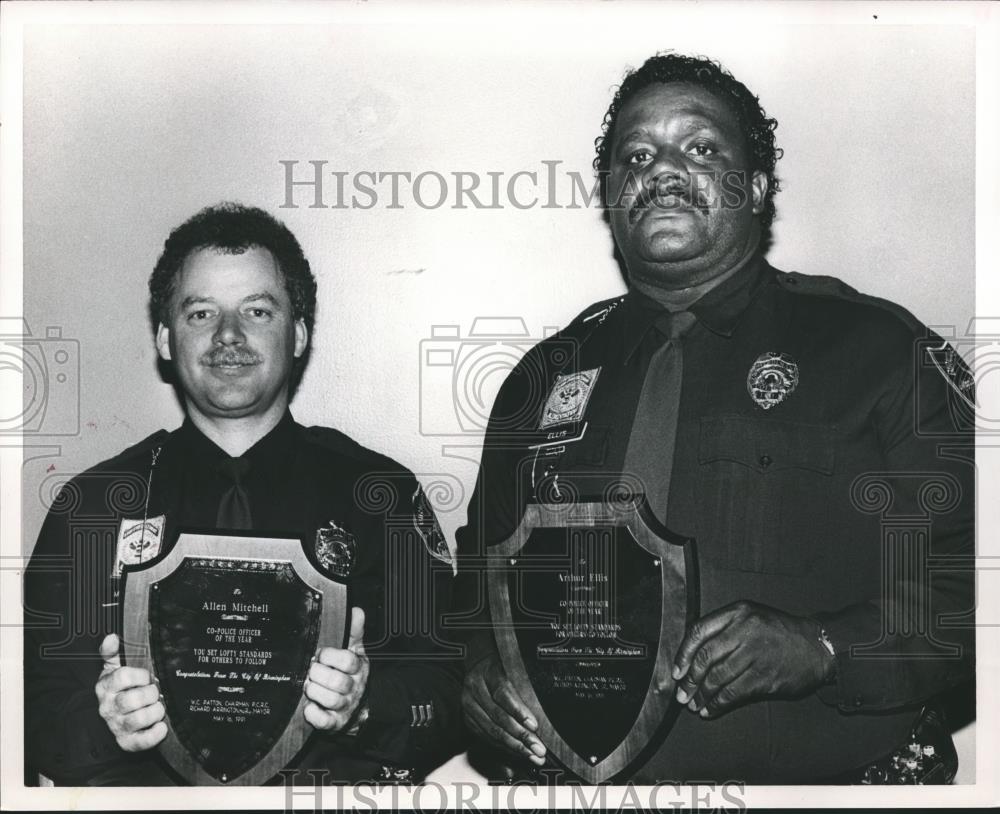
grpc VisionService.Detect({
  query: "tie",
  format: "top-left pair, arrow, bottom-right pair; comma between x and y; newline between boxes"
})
622,310 -> 696,523
216,457 -> 253,530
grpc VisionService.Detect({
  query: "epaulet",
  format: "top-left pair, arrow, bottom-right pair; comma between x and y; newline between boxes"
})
98,429 -> 171,470
564,294 -> 627,334
776,270 -> 924,333
301,424 -> 408,474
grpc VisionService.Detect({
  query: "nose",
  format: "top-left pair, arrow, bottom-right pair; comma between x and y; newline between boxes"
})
643,145 -> 690,191
213,310 -> 246,346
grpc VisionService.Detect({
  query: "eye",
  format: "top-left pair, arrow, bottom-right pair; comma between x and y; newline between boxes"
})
688,142 -> 718,158
187,309 -> 213,322
246,307 -> 273,319
626,148 -> 653,166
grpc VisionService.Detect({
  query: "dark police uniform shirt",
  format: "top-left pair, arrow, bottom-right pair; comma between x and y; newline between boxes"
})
24,412 -> 463,785
455,256 -> 975,783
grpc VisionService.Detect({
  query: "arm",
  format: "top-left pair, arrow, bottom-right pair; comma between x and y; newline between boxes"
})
674,333 -> 975,716
453,367 -> 549,765
813,335 -> 975,711
308,472 -> 466,775
24,499 -> 163,784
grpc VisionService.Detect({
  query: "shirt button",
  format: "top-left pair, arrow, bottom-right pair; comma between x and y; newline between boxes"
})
853,696 -> 864,707
759,454 -> 772,468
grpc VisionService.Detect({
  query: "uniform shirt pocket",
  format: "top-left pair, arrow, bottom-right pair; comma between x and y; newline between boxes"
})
698,416 -> 837,575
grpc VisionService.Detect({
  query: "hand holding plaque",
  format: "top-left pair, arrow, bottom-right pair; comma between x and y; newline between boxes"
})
462,652 -> 546,766
672,600 -> 836,718
122,532 -> 349,785
304,606 -> 369,731
96,633 -> 168,752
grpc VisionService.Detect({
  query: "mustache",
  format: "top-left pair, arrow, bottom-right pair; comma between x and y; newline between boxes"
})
629,179 -> 708,221
202,348 -> 262,366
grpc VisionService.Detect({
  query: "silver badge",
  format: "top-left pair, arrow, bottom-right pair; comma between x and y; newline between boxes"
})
538,368 -> 601,429
747,352 -> 799,410
315,520 -> 357,579
114,515 -> 165,576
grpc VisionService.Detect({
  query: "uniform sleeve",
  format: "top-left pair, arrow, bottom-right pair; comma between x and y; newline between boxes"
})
348,472 -> 465,775
814,335 -> 975,712
23,487 -> 131,784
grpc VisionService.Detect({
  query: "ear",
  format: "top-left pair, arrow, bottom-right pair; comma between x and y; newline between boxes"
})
155,323 -> 172,362
750,170 -> 769,216
293,319 -> 308,359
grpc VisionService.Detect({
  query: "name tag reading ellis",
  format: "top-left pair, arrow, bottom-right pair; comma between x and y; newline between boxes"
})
121,533 -> 348,786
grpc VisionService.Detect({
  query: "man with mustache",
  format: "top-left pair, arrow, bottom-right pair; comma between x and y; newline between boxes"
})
24,203 -> 462,785
456,53 -> 974,783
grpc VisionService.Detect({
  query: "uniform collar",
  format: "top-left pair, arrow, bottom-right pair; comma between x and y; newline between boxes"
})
622,253 -> 773,360
176,410 -> 299,475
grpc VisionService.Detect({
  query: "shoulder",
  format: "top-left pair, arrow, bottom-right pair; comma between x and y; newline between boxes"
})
519,294 -> 627,364
563,294 -> 628,336
775,269 -> 927,335
772,268 -> 934,350
82,429 -> 172,477
300,424 -> 453,563
298,424 -> 411,477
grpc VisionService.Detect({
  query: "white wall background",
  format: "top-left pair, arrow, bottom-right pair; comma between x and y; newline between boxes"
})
15,3 -> 978,784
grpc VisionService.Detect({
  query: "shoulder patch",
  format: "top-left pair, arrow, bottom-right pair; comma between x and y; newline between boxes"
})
411,483 -> 454,566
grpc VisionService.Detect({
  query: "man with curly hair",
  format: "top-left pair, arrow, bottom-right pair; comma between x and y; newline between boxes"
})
457,53 -> 974,783
24,203 -> 463,785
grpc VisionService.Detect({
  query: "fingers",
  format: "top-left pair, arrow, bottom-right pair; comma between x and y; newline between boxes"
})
304,673 -> 354,712
308,661 -> 354,693
463,693 -> 545,765
699,662 -> 757,718
304,635 -> 369,731
316,646 -> 361,675
120,720 -> 168,753
99,633 -> 121,671
463,690 -> 546,766
347,606 -> 366,654
672,605 -> 742,683
462,659 -> 545,766
304,701 -> 339,731
113,682 -> 160,715
675,632 -> 741,706
487,674 -> 538,733
119,700 -> 167,733
99,665 -> 154,695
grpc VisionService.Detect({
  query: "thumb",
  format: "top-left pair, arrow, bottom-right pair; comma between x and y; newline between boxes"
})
347,606 -> 366,655
99,633 -> 121,670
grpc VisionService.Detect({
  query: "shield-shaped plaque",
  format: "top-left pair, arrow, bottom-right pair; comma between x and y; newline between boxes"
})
488,500 -> 697,784
122,532 -> 348,786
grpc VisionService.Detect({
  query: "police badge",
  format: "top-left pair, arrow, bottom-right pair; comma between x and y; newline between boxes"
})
747,352 -> 799,410
314,520 -> 357,579
538,368 -> 601,429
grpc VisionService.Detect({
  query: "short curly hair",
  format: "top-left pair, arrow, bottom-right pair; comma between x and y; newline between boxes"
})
148,202 -> 317,337
594,52 -> 783,228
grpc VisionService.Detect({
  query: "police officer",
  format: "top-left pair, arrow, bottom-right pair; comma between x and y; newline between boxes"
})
24,203 -> 462,785
456,53 -> 974,783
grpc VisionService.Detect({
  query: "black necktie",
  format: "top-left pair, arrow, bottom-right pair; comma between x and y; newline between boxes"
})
622,310 -> 696,523
216,457 -> 253,530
